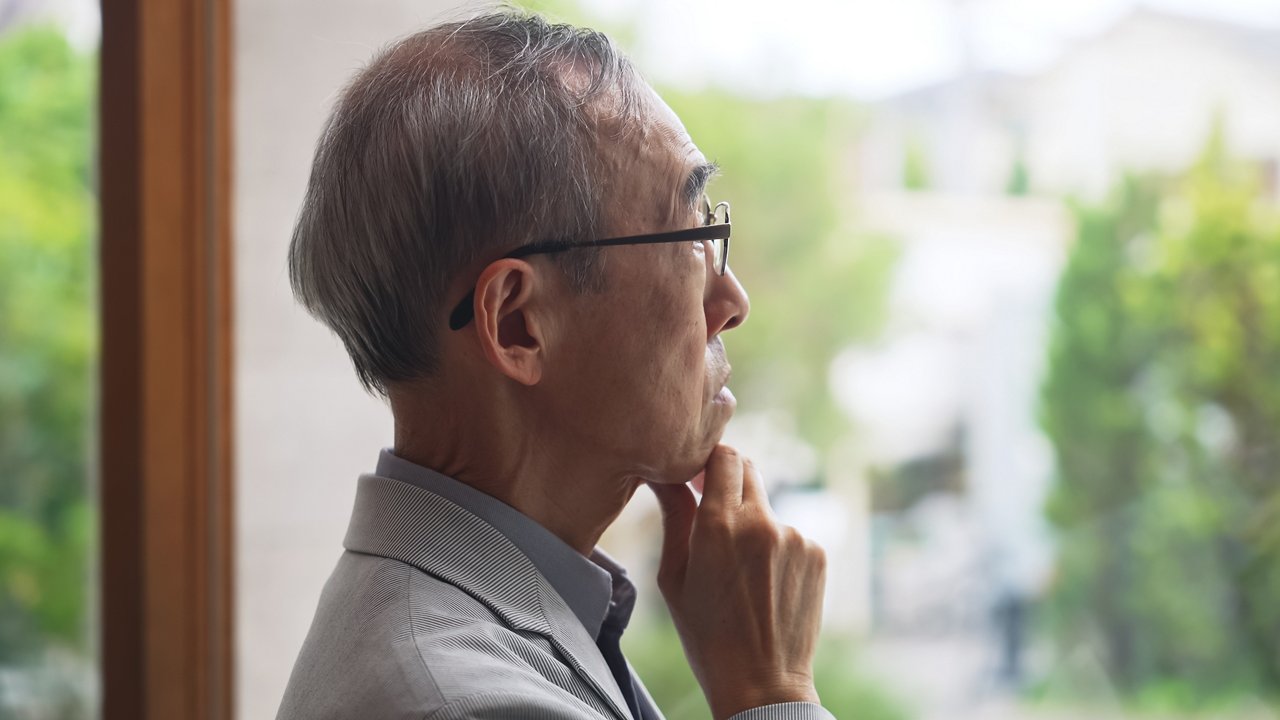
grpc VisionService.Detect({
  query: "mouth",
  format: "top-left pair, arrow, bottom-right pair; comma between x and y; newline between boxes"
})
707,341 -> 733,407
712,374 -> 735,407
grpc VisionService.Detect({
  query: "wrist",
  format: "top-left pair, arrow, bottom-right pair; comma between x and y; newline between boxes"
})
707,678 -> 820,720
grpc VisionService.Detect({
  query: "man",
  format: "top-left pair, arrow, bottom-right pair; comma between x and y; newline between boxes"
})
278,10 -> 831,720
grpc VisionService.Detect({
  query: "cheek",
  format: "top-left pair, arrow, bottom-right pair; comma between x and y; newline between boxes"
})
655,312 -> 710,419
657,276 -> 710,394
601,260 -> 710,425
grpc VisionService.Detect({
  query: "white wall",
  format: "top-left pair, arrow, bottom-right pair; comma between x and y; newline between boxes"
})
232,2 -> 478,717
1026,11 -> 1280,198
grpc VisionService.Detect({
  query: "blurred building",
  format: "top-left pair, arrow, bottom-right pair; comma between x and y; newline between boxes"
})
860,8 -> 1280,200
834,193 -> 1067,632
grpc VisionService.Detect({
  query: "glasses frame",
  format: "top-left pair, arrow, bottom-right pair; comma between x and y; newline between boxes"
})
448,200 -> 731,331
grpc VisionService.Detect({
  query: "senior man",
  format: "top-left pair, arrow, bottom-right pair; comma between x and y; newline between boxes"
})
278,10 -> 831,720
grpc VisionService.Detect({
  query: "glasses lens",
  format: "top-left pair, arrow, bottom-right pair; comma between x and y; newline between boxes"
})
698,194 -> 712,226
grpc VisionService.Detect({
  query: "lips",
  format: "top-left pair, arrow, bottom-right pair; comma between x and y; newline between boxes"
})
712,378 -> 735,407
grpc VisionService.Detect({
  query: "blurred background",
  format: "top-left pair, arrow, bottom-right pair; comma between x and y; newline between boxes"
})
3,0 -> 1280,718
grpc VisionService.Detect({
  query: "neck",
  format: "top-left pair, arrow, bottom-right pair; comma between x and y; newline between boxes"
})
390,388 -> 641,556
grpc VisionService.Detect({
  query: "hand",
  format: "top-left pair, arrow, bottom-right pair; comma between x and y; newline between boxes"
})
648,445 -> 827,720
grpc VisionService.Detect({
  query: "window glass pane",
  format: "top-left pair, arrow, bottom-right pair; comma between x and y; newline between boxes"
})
0,3 -> 100,718
236,1 -> 1280,719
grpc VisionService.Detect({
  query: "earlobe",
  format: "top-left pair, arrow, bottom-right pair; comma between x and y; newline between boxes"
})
473,260 -> 545,386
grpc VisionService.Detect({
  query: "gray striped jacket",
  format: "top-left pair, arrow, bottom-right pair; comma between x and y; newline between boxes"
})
276,474 -> 833,720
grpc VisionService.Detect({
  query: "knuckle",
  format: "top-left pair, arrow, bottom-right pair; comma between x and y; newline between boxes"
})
701,512 -> 733,534
808,541 -> 828,568
747,521 -> 784,550
781,525 -> 805,546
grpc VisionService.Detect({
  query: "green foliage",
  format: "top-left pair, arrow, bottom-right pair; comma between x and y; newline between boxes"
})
902,134 -> 930,191
623,615 -> 909,720
1041,126 -> 1280,702
620,617 -> 706,719
811,636 -> 911,720
0,26 -> 96,662
1007,152 -> 1031,196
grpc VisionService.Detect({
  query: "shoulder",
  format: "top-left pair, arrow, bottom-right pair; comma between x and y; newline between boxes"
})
278,553 -> 606,719
277,554 -> 440,718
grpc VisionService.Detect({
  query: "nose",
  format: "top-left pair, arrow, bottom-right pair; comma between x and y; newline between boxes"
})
705,266 -> 750,336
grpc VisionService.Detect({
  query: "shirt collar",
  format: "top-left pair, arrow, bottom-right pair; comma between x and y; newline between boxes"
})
375,448 -> 632,640
590,548 -> 638,636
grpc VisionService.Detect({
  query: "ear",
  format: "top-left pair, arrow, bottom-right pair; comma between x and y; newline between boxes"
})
471,259 -> 549,386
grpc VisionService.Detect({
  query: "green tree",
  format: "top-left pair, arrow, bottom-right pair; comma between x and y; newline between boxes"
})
0,26 -> 96,663
1041,129 -> 1280,704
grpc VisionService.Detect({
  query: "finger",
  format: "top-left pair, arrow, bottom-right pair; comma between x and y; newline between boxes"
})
647,481 -> 697,586
700,444 -> 745,512
738,456 -> 773,516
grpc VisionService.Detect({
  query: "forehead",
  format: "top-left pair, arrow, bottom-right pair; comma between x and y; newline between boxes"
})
596,84 -> 708,230
636,84 -> 701,166
642,84 -> 689,137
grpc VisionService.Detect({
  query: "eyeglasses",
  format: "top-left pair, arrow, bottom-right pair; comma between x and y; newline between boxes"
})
448,197 -> 731,330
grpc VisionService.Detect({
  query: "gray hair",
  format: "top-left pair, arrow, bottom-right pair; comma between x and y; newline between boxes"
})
288,10 -> 643,396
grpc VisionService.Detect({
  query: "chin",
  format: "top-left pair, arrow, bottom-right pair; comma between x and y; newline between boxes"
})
650,443 -> 716,486
646,398 -> 734,484
673,432 -> 728,483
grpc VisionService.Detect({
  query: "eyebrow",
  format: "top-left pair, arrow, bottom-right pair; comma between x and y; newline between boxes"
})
682,160 -> 721,209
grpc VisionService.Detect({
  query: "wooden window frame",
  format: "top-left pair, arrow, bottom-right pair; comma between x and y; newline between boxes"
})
100,0 -> 234,718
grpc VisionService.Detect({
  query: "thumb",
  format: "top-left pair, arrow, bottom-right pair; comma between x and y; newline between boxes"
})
647,481 -> 697,590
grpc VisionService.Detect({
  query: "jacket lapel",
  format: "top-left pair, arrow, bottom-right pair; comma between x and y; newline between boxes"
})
537,580 -> 637,720
343,475 -> 634,720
